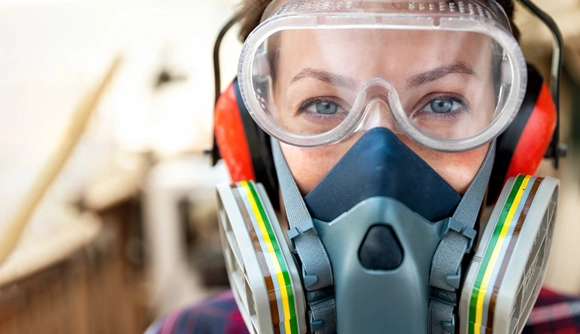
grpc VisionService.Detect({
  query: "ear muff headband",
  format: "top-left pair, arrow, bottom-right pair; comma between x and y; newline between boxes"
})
210,14 -> 239,166
519,0 -> 565,168
487,65 -> 557,204
211,14 -> 279,207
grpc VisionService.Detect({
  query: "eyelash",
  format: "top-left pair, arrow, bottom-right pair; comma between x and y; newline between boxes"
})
296,93 -> 468,120
415,94 -> 469,119
298,97 -> 348,116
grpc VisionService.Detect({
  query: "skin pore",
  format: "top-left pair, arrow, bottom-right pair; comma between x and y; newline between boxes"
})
271,28 -> 496,195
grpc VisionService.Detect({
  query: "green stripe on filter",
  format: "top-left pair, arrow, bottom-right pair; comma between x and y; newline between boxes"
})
468,175 -> 532,334
238,181 -> 299,334
234,183 -> 283,333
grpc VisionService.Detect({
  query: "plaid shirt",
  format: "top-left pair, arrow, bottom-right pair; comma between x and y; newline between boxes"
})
149,288 -> 580,334
523,288 -> 580,334
147,291 -> 249,334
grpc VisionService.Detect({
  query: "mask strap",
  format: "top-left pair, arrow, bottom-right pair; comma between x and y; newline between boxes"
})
429,141 -> 497,334
271,138 -> 336,334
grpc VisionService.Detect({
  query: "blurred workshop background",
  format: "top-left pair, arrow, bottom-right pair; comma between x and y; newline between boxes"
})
0,0 -> 578,333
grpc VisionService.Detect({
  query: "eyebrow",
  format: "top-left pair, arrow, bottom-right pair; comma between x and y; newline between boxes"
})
291,68 -> 357,90
290,63 -> 478,90
407,62 -> 479,88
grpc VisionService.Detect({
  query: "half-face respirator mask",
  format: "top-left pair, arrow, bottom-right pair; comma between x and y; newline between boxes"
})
213,0 -> 563,333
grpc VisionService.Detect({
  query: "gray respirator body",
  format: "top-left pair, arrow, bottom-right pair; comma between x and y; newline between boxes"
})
217,129 -> 559,334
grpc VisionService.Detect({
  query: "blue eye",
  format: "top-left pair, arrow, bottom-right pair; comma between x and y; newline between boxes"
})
300,98 -> 347,116
315,101 -> 338,114
430,99 -> 453,113
422,97 -> 466,115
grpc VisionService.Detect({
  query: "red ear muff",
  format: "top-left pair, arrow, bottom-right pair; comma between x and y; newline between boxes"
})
214,81 -> 255,182
505,82 -> 555,176
487,65 -> 557,204
214,79 -> 280,209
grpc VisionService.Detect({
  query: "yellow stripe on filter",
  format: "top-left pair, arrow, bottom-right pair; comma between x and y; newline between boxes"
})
473,175 -> 531,334
240,181 -> 292,334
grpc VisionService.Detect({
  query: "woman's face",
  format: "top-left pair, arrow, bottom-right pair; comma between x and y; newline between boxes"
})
271,28 -> 496,194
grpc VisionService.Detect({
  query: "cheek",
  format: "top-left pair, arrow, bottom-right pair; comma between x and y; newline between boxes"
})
280,142 -> 352,195
407,140 -> 489,194
281,136 -> 489,196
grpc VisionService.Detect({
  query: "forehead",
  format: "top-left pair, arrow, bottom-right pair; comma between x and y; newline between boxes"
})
274,28 -> 493,82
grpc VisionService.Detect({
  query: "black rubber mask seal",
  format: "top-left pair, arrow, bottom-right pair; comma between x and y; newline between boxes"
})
304,128 -> 462,222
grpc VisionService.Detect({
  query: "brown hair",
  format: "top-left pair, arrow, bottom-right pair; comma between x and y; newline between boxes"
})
236,0 -> 271,42
236,0 -> 520,41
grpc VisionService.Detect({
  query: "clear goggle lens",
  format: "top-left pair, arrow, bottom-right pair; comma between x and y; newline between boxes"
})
239,0 -> 527,151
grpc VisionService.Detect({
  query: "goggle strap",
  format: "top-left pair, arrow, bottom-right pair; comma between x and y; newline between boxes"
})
271,138 -> 337,333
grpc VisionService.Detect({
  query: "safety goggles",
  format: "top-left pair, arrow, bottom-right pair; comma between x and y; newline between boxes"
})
238,0 -> 527,152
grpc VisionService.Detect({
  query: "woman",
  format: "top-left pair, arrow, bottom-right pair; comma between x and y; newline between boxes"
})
149,0 -> 578,333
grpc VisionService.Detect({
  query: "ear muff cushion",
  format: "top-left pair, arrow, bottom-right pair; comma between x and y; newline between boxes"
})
214,82 -> 255,182
487,65 -> 557,204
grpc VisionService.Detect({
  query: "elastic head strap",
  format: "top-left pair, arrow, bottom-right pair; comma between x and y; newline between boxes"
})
271,138 -> 336,334
429,141 -> 497,334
